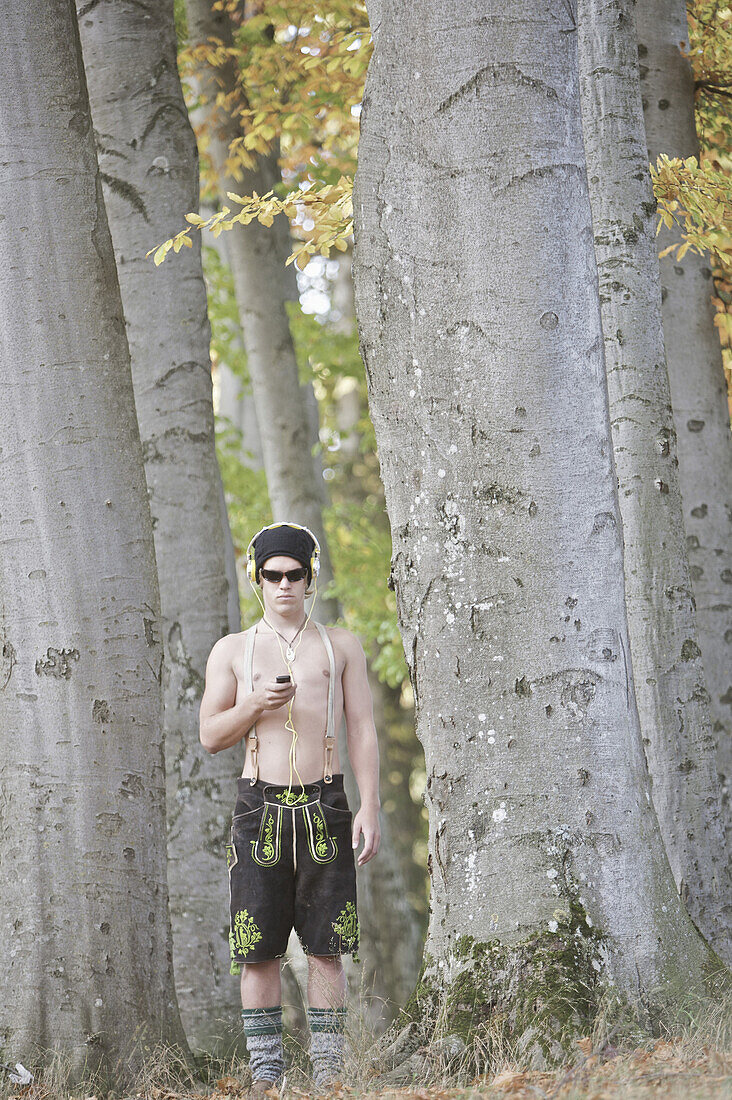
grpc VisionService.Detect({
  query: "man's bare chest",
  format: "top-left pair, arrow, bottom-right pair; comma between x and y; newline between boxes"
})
232,626 -> 344,710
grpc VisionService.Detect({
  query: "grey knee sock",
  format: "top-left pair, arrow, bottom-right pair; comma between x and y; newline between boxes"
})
307,1006 -> 347,1088
241,1006 -> 285,1084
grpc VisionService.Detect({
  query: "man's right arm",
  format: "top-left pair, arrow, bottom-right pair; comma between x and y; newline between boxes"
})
199,636 -> 264,754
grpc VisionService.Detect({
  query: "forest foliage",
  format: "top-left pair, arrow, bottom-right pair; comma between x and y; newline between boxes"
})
657,0 -> 732,380
168,0 -> 731,395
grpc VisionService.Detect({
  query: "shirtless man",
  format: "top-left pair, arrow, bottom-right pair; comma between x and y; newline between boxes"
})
199,522 -> 381,1095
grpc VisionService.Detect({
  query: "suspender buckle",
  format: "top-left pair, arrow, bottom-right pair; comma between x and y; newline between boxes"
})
249,730 -> 259,785
323,734 -> 336,783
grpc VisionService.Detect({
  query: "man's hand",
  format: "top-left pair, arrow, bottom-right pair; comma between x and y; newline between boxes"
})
256,679 -> 296,711
352,804 -> 381,866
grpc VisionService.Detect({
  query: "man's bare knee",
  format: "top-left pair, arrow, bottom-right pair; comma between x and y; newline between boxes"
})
306,954 -> 346,1009
242,958 -> 281,975
307,954 -> 342,971
240,957 -> 282,1007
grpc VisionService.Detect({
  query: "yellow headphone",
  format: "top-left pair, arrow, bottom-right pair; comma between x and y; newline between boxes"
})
245,521 -> 321,595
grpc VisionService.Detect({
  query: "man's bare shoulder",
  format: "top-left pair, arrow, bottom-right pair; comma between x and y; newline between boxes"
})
322,625 -> 364,664
207,629 -> 249,666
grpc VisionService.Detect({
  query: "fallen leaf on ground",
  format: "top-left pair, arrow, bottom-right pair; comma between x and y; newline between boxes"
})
214,1079 -> 240,1095
491,1070 -> 529,1090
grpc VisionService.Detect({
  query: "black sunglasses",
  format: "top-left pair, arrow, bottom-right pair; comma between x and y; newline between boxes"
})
260,567 -> 308,583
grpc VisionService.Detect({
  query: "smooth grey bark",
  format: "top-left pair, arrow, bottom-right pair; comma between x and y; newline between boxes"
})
635,0 -> 732,830
333,250 -> 362,461
0,0 -> 186,1078
353,0 -> 719,1034
76,0 -> 241,1053
218,367 -> 264,470
220,472 -> 243,635
201,204 -> 266,474
183,0 -> 339,622
577,0 -> 732,962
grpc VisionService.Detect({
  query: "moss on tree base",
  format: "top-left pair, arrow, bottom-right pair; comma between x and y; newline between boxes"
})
399,900 -> 653,1069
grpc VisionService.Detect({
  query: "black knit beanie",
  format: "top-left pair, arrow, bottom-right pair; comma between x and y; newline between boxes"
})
253,524 -> 316,584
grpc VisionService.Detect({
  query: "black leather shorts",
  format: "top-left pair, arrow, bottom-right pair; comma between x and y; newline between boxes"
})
227,774 -> 359,971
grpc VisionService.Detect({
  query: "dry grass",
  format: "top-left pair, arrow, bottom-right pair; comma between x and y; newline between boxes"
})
2,987 -> 730,1100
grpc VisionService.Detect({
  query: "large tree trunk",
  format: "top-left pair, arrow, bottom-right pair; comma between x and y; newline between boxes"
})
0,0 -> 186,1080
76,0 -> 242,1053
577,0 -> 732,962
353,0 -> 720,1051
636,0 -> 732,834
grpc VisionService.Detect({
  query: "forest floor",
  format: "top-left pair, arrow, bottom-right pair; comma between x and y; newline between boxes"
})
8,1034 -> 732,1100
4,1005 -> 732,1100
272,1035 -> 732,1099
325,1036 -> 732,1098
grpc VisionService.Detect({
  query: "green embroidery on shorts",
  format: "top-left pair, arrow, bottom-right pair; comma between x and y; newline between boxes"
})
229,908 -> 263,973
251,804 -> 282,866
331,901 -> 359,956
225,842 -> 237,871
274,789 -> 308,805
305,804 -> 337,863
314,811 -> 329,858
262,814 -> 275,860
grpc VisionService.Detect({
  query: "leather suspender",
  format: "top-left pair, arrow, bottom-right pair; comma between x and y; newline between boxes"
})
314,621 -> 337,783
242,621 -> 336,784
242,624 -> 258,784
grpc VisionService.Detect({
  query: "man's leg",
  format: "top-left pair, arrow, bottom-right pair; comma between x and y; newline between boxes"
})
306,955 -> 347,1089
240,960 -> 285,1089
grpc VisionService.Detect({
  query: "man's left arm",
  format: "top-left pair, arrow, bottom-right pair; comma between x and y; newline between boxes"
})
340,630 -> 381,866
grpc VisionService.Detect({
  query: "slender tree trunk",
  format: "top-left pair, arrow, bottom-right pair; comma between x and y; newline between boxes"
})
219,478 -> 242,634
353,0 -> 720,1051
577,0 -> 732,961
218,367 -> 264,470
354,669 -> 423,1016
0,0 -> 186,1079
333,249 -> 362,462
330,246 -> 424,1016
201,205 -> 266,474
76,0 -> 242,1052
184,0 -> 339,621
635,0 -> 732,832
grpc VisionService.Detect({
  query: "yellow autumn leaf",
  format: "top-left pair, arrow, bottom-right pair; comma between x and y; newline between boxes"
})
153,242 -> 171,266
